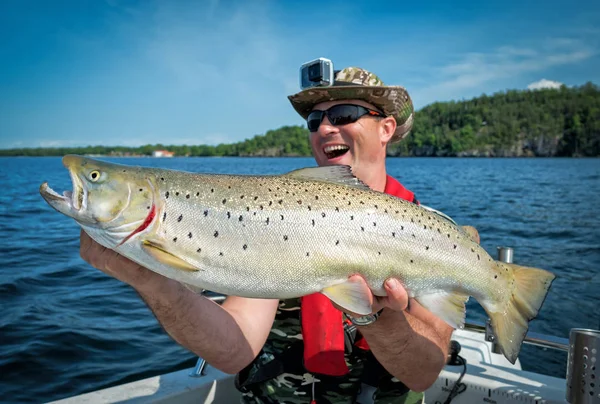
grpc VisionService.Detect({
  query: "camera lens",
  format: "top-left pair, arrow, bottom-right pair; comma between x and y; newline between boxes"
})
308,63 -> 323,82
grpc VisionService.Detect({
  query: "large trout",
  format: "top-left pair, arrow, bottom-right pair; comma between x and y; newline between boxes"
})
40,155 -> 554,364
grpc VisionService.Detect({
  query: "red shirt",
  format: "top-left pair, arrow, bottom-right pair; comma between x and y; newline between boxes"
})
301,174 -> 418,376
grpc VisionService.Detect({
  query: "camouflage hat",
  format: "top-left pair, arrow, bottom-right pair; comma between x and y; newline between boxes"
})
288,67 -> 414,142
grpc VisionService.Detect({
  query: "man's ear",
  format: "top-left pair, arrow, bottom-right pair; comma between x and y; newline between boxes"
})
379,116 -> 396,144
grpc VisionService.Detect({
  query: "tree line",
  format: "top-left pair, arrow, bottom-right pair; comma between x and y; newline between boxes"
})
2,82 -> 598,157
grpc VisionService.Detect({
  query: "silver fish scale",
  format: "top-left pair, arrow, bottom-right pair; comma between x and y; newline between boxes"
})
139,172 -> 509,302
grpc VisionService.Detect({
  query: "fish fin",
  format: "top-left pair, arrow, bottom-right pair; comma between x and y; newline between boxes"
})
419,204 -> 459,226
414,292 -> 470,329
486,263 -> 555,364
461,225 -> 481,244
321,279 -> 373,315
182,282 -> 204,294
142,240 -> 200,272
285,166 -> 371,190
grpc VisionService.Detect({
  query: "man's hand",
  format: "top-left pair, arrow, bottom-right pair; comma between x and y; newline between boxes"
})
79,229 -> 165,293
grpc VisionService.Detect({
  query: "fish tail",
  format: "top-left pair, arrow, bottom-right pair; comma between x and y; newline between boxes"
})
486,263 -> 555,364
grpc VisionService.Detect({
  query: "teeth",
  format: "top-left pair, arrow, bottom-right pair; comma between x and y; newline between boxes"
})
323,145 -> 349,153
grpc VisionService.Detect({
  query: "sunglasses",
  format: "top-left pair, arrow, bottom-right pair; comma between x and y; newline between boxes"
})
307,104 -> 385,132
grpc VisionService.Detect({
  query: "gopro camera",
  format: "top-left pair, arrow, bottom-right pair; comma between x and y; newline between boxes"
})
299,57 -> 334,90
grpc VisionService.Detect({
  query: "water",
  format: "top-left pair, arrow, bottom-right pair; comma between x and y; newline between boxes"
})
1,156 -> 599,403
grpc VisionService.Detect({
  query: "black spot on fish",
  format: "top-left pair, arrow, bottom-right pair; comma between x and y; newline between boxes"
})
280,215 -> 284,220
147,206 -> 150,210
373,222 -> 376,227
447,234 -> 451,238
278,199 -> 283,204
392,232 -> 395,237
423,225 -> 427,229
239,215 -> 243,221
360,201 -> 364,205
410,259 -> 414,263
196,192 -> 200,196
186,194 -> 190,199
426,246 -> 429,250
246,207 -> 250,211
243,244 -> 247,250
283,235 -> 288,241
378,252 -> 381,255
254,196 -> 259,200
494,275 -> 498,279
298,200 -> 302,204
312,219 -> 315,226
361,226 -> 365,231
176,192 -> 180,196
197,248 -> 201,253
266,217 -> 270,225
335,207 -> 339,212
163,212 -> 167,221
454,244 -> 457,249
214,231 -> 219,237
204,210 -> 208,217
401,226 -> 404,230
165,191 -> 169,199
269,201 -> 273,206
374,205 -> 378,209
222,199 -> 227,204
211,188 -> 214,193
350,215 -> 354,220
178,214 -> 183,222
240,195 -> 244,199
321,212 -> 326,218
306,252 -> 310,257
188,232 -> 192,239
315,195 -> 319,200
227,212 -> 231,219
219,252 -> 224,256
260,205 -> 264,210
161,177 -> 164,181
139,188 -> 143,192
348,201 -> 351,205
173,237 -> 177,242
412,234 -> 416,238
335,240 -> 340,245
477,254 -> 480,260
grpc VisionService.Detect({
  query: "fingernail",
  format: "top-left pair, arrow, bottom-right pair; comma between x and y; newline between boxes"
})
386,279 -> 397,289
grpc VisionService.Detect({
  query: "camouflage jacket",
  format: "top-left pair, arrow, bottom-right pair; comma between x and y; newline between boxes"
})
237,298 -> 424,404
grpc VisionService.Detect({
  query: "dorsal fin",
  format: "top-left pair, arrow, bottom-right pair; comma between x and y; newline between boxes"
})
284,166 -> 371,191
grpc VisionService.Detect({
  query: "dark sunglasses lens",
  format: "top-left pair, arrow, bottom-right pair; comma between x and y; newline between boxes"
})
307,111 -> 324,132
327,105 -> 360,126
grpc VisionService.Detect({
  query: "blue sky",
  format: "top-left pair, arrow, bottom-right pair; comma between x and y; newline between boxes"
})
1,0 -> 599,149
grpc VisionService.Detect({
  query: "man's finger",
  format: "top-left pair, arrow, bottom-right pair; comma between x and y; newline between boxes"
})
383,278 -> 409,311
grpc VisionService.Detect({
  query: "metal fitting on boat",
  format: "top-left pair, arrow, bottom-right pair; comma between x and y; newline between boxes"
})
566,328 -> 600,403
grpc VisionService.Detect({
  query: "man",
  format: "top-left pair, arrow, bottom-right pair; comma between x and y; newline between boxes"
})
80,66 -> 456,403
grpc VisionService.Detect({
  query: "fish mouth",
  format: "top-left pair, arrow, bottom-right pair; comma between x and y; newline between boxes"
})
39,167 -> 87,217
323,144 -> 350,160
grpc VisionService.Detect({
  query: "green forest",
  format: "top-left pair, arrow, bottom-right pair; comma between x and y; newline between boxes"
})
2,83 -> 599,157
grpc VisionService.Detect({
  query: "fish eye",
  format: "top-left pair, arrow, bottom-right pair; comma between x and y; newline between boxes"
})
89,170 -> 101,182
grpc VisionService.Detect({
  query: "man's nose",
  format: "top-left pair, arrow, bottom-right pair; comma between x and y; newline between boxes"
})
314,116 -> 337,136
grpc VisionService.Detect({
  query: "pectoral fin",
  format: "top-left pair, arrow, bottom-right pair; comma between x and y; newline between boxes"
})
414,292 -> 470,329
321,279 -> 373,315
142,240 -> 200,272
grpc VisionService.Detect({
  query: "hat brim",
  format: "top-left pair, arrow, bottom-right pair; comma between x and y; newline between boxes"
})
288,85 -> 414,142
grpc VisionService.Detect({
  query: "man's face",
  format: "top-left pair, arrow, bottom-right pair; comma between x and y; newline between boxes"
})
309,99 -> 394,179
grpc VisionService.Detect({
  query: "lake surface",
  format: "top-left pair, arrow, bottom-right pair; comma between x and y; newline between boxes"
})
0,156 -> 599,403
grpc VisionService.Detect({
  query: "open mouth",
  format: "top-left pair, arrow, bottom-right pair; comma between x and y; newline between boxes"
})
39,171 -> 86,213
323,145 -> 350,160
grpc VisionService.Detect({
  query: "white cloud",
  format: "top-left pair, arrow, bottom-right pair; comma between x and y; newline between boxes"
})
527,79 -> 564,90
413,38 -> 595,106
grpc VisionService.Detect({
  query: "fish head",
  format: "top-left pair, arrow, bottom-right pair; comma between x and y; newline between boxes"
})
40,155 -> 156,246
